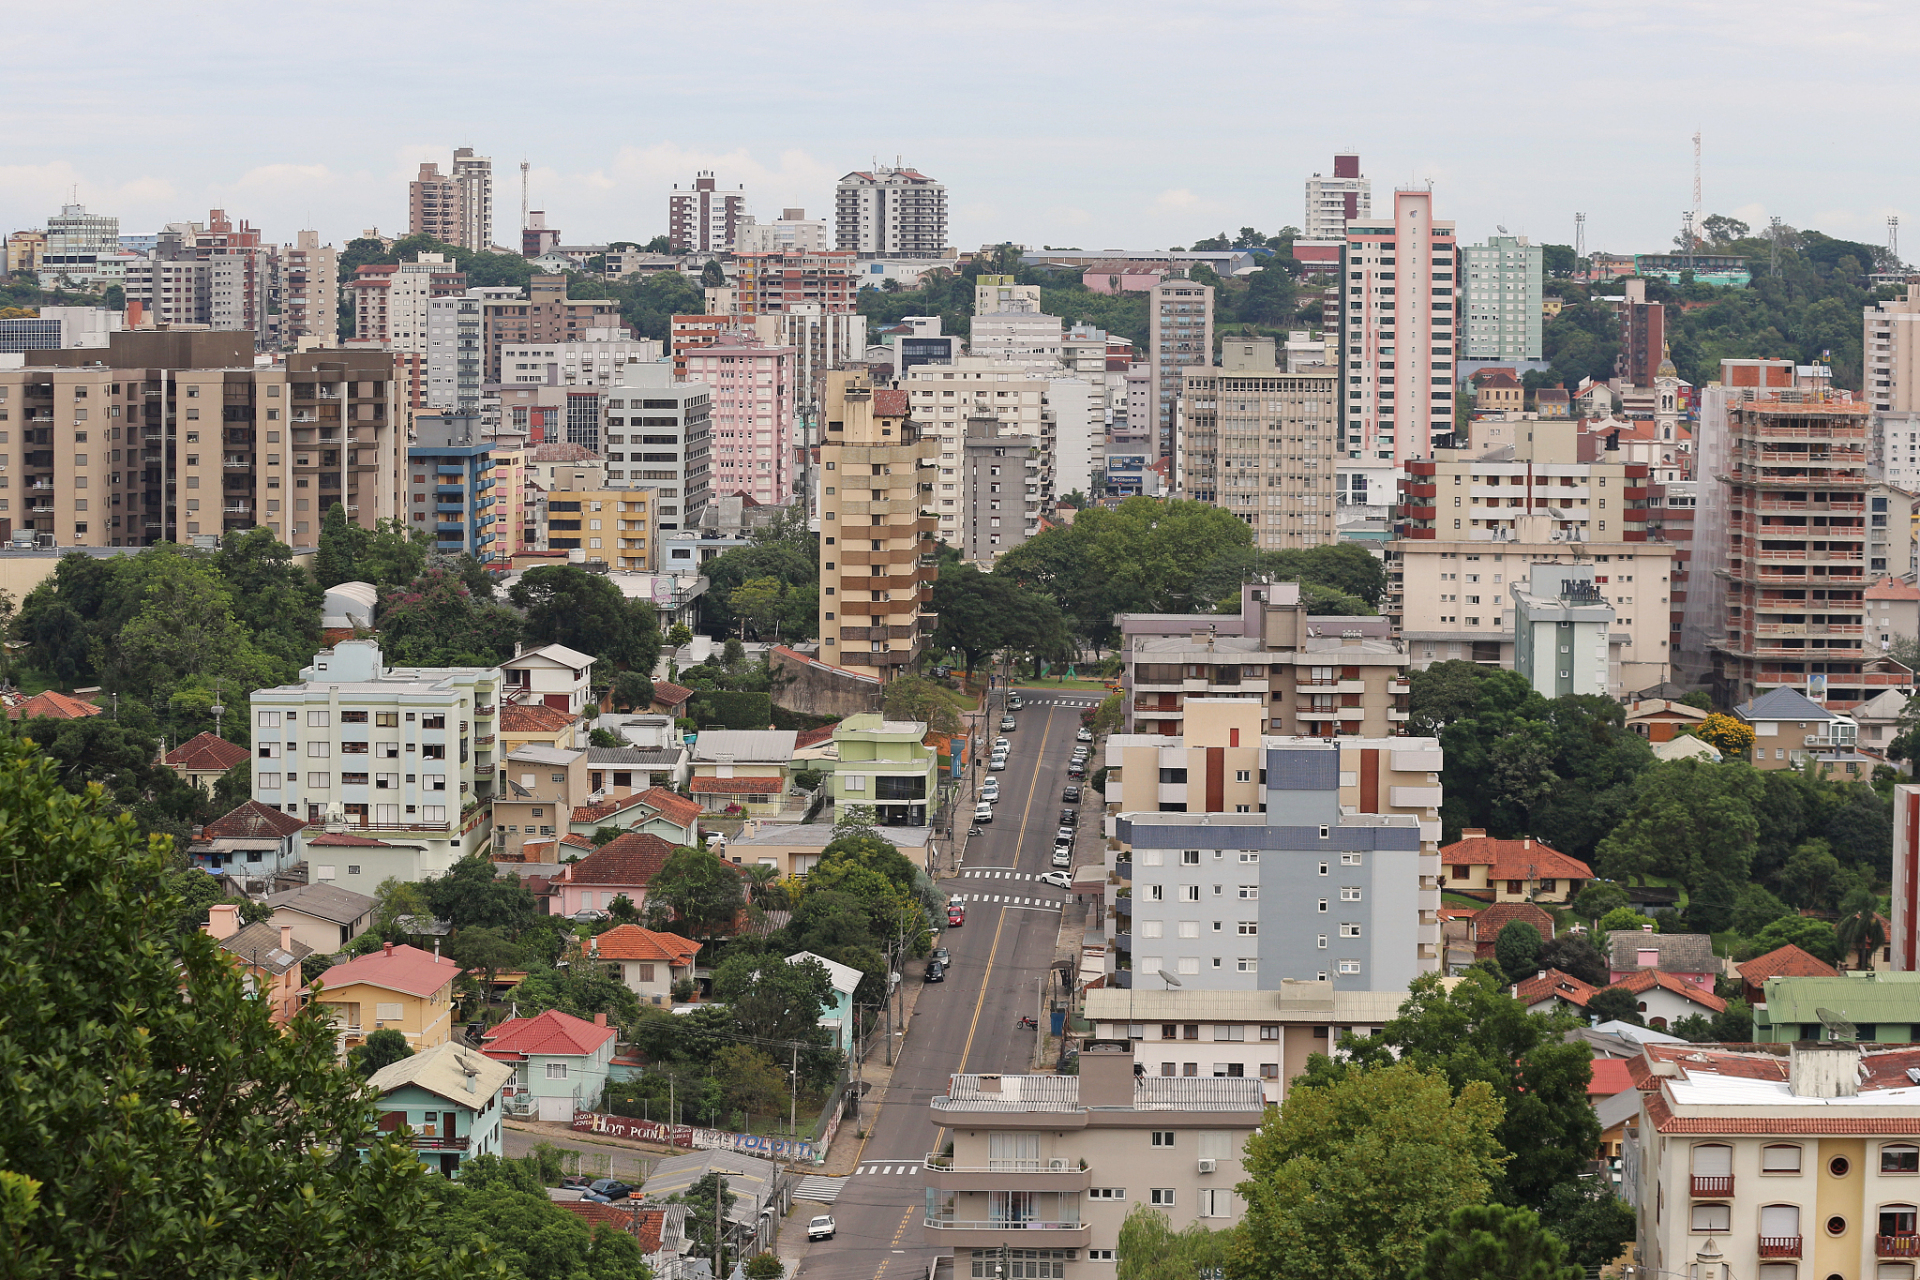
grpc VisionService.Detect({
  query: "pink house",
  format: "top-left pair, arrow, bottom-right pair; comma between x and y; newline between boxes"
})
548,831 -> 677,917
1081,265 -> 1168,295
1606,928 -> 1718,989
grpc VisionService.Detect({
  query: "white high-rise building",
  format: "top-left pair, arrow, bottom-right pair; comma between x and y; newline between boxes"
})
668,172 -> 746,254
834,165 -> 947,258
1461,235 -> 1544,362
41,204 -> 120,289
1339,188 -> 1458,463
732,209 -> 828,254
1304,154 -> 1370,241
452,148 -> 494,252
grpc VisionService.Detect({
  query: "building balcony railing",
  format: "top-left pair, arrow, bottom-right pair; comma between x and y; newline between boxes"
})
923,1219 -> 1090,1245
1878,1236 -> 1920,1259
407,1134 -> 471,1151
1690,1175 -> 1733,1197
1757,1237 -> 1802,1258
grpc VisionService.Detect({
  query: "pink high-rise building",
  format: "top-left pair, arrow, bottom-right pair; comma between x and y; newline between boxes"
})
1340,188 -> 1458,462
680,339 -> 795,504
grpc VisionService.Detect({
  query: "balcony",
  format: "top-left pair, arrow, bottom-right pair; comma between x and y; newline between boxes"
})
922,1155 -> 1091,1192
922,1220 -> 1091,1248
407,1134 -> 471,1152
1690,1175 -> 1733,1197
1879,1236 -> 1920,1259
1759,1237 -> 1802,1258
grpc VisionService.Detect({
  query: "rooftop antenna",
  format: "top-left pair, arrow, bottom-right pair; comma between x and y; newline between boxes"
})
1575,212 -> 1586,264
520,160 -> 529,234
1892,215 -> 1902,270
1692,130 -> 1703,228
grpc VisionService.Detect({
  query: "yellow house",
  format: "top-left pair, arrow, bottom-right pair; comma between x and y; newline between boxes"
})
498,701 -> 585,754
303,941 -> 461,1058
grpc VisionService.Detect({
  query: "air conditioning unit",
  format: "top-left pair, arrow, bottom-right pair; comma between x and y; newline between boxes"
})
1805,735 -> 1821,746
1049,1158 -> 1069,1172
1197,1159 -> 1217,1174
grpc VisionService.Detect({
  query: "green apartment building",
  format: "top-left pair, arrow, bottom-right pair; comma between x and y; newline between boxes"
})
1753,972 -> 1920,1043
826,713 -> 938,827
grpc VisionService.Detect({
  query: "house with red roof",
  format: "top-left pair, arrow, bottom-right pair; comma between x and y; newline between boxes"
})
650,681 -> 695,718
1439,830 -> 1592,903
498,701 -> 585,753
6,688 -> 104,722
189,799 -> 308,879
566,785 -> 701,846
1607,967 -> 1727,1030
1734,943 -> 1837,1006
479,1008 -> 617,1121
590,924 -> 701,1003
163,732 -> 250,793
303,941 -> 463,1057
548,832 -> 679,918
690,729 -> 797,818
1468,902 -> 1557,961
1513,967 -> 1601,1015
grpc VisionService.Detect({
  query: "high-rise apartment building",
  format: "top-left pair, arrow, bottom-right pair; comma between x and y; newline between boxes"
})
1511,562 -> 1616,697
959,416 -> 1040,561
0,307 -> 120,353
409,150 -> 492,252
1866,281 -> 1920,413
680,339 -> 794,504
730,251 -> 858,317
1619,279 -> 1667,388
349,254 -> 468,353
283,231 -> 340,348
425,288 -> 514,412
406,412 -> 497,561
1340,189 -> 1458,462
541,486 -> 653,570
903,358 -> 1050,546
1460,235 -> 1543,362
40,204 -> 119,289
1715,394 -> 1918,709
6,231 -> 46,276
730,209 -> 827,254
817,372 -> 938,676
1175,337 -> 1339,550
605,362 -> 713,528
834,165 -> 947,258
8,332 -> 400,548
1149,278 -> 1215,460
749,310 -> 868,437
1304,153 -> 1370,241
498,332 -> 663,388
667,172 -> 746,254
480,275 -> 627,384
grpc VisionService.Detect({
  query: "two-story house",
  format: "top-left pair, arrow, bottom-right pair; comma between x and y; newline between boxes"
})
204,904 -> 312,1025
689,730 -> 797,817
788,951 -> 861,1052
1625,1040 -> 1920,1280
264,883 -> 376,956
494,743 -> 590,860
821,713 -> 939,827
1438,830 -> 1592,904
480,1008 -> 617,1122
502,643 -> 596,715
1608,928 -> 1720,988
367,1040 -> 514,1178
304,941 -> 462,1058
497,701 -> 585,754
924,1042 -> 1264,1279
1734,686 -> 1862,771
164,732 -> 251,794
548,832 -> 679,918
569,786 -> 702,846
592,924 -> 700,1004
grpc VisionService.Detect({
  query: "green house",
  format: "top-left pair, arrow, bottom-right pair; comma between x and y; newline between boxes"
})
1752,971 -> 1920,1043
825,713 -> 938,827
365,1041 -> 514,1178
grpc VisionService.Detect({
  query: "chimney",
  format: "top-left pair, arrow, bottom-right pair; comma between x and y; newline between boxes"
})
279,924 -> 293,954
1641,924 -> 1654,934
1524,838 -> 1532,849
1079,1040 -> 1137,1108
1789,1042 -> 1862,1098
384,941 -> 394,956
206,903 -> 241,940
1462,828 -> 1487,840
595,1012 -> 607,1027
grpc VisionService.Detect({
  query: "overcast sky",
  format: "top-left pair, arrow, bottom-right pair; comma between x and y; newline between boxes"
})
4,0 -> 1915,258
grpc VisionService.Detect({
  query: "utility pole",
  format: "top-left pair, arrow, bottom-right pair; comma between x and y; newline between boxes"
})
1574,212 -> 1585,274
789,1042 -> 799,1141
1770,216 -> 1784,277
714,1174 -> 726,1279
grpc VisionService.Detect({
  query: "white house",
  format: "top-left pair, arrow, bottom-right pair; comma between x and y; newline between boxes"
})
502,643 -> 596,716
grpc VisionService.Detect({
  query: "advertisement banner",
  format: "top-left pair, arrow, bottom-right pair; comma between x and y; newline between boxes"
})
572,1111 -> 820,1164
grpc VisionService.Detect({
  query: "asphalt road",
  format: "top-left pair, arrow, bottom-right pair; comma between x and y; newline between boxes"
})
794,692 -> 1099,1280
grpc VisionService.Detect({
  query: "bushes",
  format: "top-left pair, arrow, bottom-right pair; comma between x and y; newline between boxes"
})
688,691 -> 774,731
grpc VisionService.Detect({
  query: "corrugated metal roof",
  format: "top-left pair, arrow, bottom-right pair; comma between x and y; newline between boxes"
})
1761,973 -> 1920,1024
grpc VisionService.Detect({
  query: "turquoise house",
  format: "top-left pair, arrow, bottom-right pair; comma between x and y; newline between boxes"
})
788,951 -> 862,1053
366,1041 -> 513,1178
479,1008 -> 618,1122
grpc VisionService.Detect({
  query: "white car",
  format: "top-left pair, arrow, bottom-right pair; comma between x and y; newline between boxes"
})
994,737 -> 1010,752
973,802 -> 993,822
1050,849 -> 1072,868
1077,727 -> 1094,742
1039,870 -> 1073,889
989,755 -> 1008,771
980,781 -> 1000,802
808,1215 -> 836,1241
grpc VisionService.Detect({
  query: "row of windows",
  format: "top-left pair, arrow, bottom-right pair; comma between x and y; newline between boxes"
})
1693,1143 -> 1920,1176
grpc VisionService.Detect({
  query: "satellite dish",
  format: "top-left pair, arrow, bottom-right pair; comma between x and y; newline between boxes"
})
1497,225 -> 1509,234
1815,1007 -> 1858,1042
1160,970 -> 1183,989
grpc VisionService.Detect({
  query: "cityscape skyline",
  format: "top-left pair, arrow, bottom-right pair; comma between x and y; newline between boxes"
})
4,0 -> 1917,255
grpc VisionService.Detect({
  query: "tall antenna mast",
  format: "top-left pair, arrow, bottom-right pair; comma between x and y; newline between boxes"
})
1692,130 -> 1703,226
1770,216 -> 1783,277
1574,212 -> 1585,267
520,160 -> 530,237
1891,215 -> 1901,271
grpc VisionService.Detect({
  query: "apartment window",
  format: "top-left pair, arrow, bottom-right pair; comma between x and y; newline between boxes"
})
1885,1145 -> 1920,1174
1318,899 -> 1328,913
1238,885 -> 1258,899
1259,1024 -> 1279,1041
306,711 -> 329,727
257,711 -> 281,728
1259,1062 -> 1280,1080
1341,852 -> 1362,865
1198,1190 -> 1233,1218
1237,922 -> 1258,935
1762,1145 -> 1803,1173
545,1062 -> 568,1080
1087,1251 -> 1114,1263
1337,960 -> 1361,974
1340,923 -> 1361,938
1149,1189 -> 1176,1206
1150,1131 -> 1176,1147
1182,1025 -> 1199,1041
1690,1204 -> 1731,1233
1181,886 -> 1200,902
306,772 -> 328,789
1213,1025 -> 1244,1042
1089,1188 -> 1126,1200
1340,887 -> 1362,901
1180,850 -> 1200,865
1234,770 -> 1251,782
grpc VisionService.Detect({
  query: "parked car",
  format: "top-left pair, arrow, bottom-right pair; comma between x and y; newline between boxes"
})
1009,694 -> 1024,710
980,779 -> 1000,801
1077,726 -> 1094,742
1056,827 -> 1076,843
924,961 -> 946,983
1066,763 -> 1085,779
993,737 -> 1010,752
1062,784 -> 1082,803
1070,746 -> 1090,761
931,946 -> 951,965
973,802 -> 993,822
947,907 -> 965,927
808,1216 -> 837,1241
1000,715 -> 1017,731
1059,809 -> 1078,827
1051,849 -> 1072,869
989,755 -> 1008,771
589,1179 -> 635,1202
1039,870 -> 1073,889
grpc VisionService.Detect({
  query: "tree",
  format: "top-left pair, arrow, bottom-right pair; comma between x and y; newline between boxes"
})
1753,913 -> 1841,963
1732,883 -> 1793,936
745,1253 -> 786,1280
1778,838 -> 1842,909
713,1044 -> 787,1122
1598,906 -> 1656,933
0,736 -> 454,1278
1495,921 -> 1543,984
644,845 -> 744,935
1570,882 -> 1629,924
423,855 -> 538,936
1307,971 -> 1596,1209
608,893 -> 639,924
1585,986 -> 1643,1025
882,674 -> 963,736
700,259 -> 727,288
511,564 -> 661,670
412,1178 -> 644,1279
1702,214 -> 1752,245
375,567 -> 521,667
1694,713 -> 1754,758
1596,759 -> 1763,897
353,1028 -> 416,1078
1836,886 -> 1889,970
612,671 -> 655,713
1235,1062 -> 1507,1280
448,925 -> 525,992
1673,999 -> 1756,1043
713,952 -> 836,1048
1116,1205 -> 1234,1280
1410,1202 -> 1580,1280
1538,1181 -> 1637,1272
729,576 -> 788,639
1537,932 -> 1609,987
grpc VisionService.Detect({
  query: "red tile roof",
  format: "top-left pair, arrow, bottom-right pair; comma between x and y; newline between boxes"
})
481,1008 -> 617,1059
562,832 -> 678,887
560,833 -> 595,849
794,725 -> 837,750
635,786 -> 700,828
309,943 -> 460,999
554,1202 -> 663,1246
1471,902 -> 1557,943
306,831 -> 392,847
873,388 -> 909,417
8,689 -> 105,721
164,732 -> 250,772
1648,1043 -> 1787,1079
206,799 -> 307,840
690,775 -> 783,795
650,681 -> 694,708
1590,1058 -> 1636,1098
500,703 -> 579,734
1439,832 -> 1593,881
1737,943 -> 1838,986
1867,577 -> 1920,601
1613,967 -> 1727,1012
1645,1089 -> 1920,1134
593,925 -> 700,965
1514,968 -> 1599,1008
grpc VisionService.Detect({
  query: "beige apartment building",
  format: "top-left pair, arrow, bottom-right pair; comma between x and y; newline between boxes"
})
924,1043 -> 1263,1280
1175,337 -> 1339,550
1866,281 -> 1920,414
1120,581 -> 1410,738
543,486 -> 654,571
283,231 -> 340,348
4,331 -> 399,547
904,357 -> 1050,547
1149,278 -> 1214,459
1387,418 -> 1673,693
494,743 -> 589,860
818,371 -> 939,676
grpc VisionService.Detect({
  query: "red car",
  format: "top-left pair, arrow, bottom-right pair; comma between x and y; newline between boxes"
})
947,907 -> 965,927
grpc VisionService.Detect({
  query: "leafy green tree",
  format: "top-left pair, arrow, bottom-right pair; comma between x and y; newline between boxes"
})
713,952 -> 836,1047
643,845 -> 745,935
1495,921 -> 1543,983
1732,883 -> 1793,935
413,1179 -> 644,1279
745,1252 -> 785,1280
511,961 -> 642,1034
375,568 -> 521,667
1585,986 -> 1643,1025
1596,759 -> 1762,897
211,527 -> 324,669
1411,1202 -> 1579,1280
1570,882 -> 1629,924
1673,999 -> 1756,1043
882,674 -> 962,735
511,564 -> 661,669
1598,906 -> 1656,933
352,1027 -> 416,1078
1235,1062 -> 1507,1280
700,259 -> 727,288
608,893 -> 639,924
714,1044 -> 787,1120
1306,971 -> 1596,1209
0,736 -> 454,1278
1837,886 -> 1889,970
447,925 -> 525,992
1752,913 -> 1841,963
1778,838 -> 1842,909
1536,932 -> 1608,987
612,671 -> 655,712
729,575 -> 788,639
1116,1205 -> 1233,1280
1538,1181 -> 1637,1272
423,855 -> 538,935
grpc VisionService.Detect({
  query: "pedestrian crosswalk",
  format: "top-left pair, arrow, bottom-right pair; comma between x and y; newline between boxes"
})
856,1162 -> 923,1177
1018,696 -> 1102,709
950,893 -> 1061,909
963,870 -> 1035,880
794,1175 -> 849,1203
